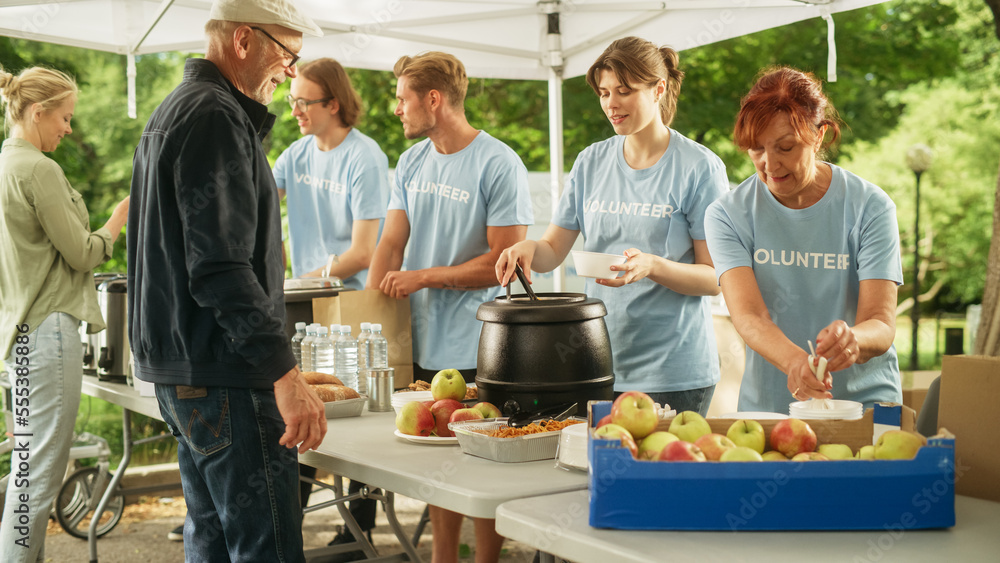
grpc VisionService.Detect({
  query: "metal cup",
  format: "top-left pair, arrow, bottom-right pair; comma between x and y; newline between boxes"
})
367,368 -> 395,412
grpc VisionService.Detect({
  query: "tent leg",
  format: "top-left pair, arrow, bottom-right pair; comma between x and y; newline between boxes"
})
548,67 -> 565,292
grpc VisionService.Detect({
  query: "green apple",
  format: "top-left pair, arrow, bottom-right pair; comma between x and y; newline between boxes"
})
817,443 -> 854,460
874,430 -> 926,460
719,446 -> 764,462
855,445 -> 876,460
726,419 -> 766,454
593,423 -> 638,458
667,411 -> 712,443
694,433 -> 736,461
637,431 -> 679,460
472,401 -> 501,419
430,368 -> 467,402
791,452 -> 829,461
761,450 -> 789,461
610,391 -> 659,440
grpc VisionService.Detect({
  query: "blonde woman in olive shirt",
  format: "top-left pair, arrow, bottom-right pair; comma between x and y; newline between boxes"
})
0,65 -> 128,563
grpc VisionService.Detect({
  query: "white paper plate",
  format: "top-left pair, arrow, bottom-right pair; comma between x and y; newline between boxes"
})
393,429 -> 458,445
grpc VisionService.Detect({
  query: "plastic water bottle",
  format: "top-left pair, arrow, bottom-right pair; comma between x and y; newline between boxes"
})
356,322 -> 372,394
335,325 -> 359,392
369,323 -> 388,370
301,324 -> 319,371
313,327 -> 336,375
291,322 -> 306,366
328,324 -> 341,369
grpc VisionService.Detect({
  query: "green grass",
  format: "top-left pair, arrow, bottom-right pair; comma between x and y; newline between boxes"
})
1,395 -> 177,476
894,315 -> 968,371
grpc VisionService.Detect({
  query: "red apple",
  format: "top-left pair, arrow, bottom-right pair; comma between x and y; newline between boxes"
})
596,414 -> 613,428
430,368 -> 467,402
472,401 -> 501,419
395,401 -> 435,437
694,433 -> 737,461
657,440 -> 706,462
449,407 -> 484,425
637,431 -> 679,461
769,418 -> 817,457
667,411 -> 712,443
430,399 -> 464,437
611,391 -> 659,440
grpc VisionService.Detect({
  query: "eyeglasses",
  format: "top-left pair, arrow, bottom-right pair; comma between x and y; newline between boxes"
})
285,94 -> 333,112
250,26 -> 300,68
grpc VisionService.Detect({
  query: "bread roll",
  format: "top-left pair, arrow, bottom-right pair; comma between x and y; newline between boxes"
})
312,384 -> 360,402
302,371 -> 344,386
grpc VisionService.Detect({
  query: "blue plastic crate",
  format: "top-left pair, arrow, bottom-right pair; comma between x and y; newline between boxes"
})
587,401 -> 956,531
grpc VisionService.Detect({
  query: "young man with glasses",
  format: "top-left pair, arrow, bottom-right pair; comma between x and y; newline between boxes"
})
127,1 -> 326,561
272,57 -> 389,289
272,58 -> 389,563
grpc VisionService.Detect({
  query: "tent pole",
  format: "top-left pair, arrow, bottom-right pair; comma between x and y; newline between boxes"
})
545,6 -> 566,292
548,66 -> 565,292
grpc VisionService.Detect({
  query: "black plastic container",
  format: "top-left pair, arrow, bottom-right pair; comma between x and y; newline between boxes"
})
475,287 -> 615,417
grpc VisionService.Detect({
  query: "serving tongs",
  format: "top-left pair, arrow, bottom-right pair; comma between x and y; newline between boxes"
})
507,402 -> 578,428
505,263 -> 539,301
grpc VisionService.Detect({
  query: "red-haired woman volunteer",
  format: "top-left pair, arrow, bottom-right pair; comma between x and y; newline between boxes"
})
704,67 -> 903,414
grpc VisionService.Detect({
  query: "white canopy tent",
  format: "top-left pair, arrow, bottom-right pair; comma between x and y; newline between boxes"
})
1,0 -> 887,288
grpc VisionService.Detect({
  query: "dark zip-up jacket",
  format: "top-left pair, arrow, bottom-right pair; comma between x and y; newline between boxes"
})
127,58 -> 295,388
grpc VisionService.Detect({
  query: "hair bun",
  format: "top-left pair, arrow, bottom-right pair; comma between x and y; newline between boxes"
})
0,70 -> 14,94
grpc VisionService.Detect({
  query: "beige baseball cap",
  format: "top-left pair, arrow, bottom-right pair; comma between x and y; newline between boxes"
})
210,0 -> 323,37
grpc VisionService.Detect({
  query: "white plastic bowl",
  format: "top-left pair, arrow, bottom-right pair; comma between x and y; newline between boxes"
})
718,411 -> 789,420
571,250 -> 626,279
391,390 -> 433,415
789,399 -> 863,420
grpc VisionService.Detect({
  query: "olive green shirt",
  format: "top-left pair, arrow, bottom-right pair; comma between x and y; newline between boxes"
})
1,137 -> 113,359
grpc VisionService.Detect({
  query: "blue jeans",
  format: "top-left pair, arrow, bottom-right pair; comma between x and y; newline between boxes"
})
1,312 -> 82,563
616,385 -> 716,417
155,384 -> 305,563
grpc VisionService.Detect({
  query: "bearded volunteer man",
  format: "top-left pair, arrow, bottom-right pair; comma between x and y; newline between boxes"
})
127,1 -> 326,560
367,51 -> 534,563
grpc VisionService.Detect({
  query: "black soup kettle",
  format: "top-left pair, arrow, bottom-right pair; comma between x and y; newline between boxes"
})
475,266 -> 615,417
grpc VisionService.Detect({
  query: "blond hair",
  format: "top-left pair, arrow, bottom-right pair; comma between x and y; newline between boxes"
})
298,58 -> 363,127
585,37 -> 684,127
393,52 -> 468,109
0,64 -> 78,134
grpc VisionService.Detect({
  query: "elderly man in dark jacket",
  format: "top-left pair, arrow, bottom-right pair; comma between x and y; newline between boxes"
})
127,1 -> 326,560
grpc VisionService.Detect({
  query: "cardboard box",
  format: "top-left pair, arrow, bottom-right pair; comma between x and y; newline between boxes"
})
587,401 -> 954,531
938,355 -> 1000,502
313,290 -> 414,389
901,370 -> 940,418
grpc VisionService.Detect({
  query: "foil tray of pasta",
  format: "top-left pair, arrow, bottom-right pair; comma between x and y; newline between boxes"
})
447,417 -> 586,463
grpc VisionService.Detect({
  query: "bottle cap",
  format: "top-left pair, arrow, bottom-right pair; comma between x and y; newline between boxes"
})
372,323 -> 382,331
341,325 -> 351,333
360,322 -> 372,330
295,322 -> 306,330
318,327 -> 327,335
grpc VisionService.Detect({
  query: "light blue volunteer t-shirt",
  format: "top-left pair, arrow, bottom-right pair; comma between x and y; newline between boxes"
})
389,131 -> 534,370
705,163 -> 903,414
273,129 -> 389,289
552,131 -> 728,393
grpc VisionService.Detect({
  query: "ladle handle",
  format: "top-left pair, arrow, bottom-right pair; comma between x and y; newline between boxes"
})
514,264 -> 538,301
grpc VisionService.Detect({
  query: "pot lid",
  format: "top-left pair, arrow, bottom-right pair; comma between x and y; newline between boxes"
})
477,292 -> 607,323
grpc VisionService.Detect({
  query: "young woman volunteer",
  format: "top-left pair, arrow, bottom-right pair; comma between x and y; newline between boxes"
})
496,36 -> 728,415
